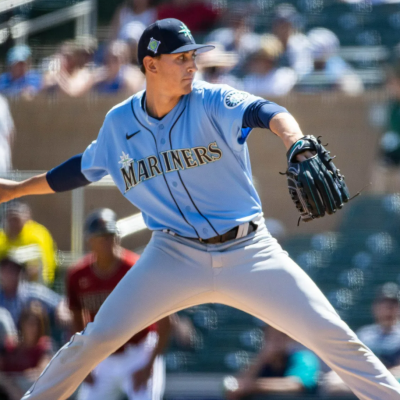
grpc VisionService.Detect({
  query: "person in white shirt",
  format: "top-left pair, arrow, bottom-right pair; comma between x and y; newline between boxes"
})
0,95 -> 14,174
109,0 -> 157,42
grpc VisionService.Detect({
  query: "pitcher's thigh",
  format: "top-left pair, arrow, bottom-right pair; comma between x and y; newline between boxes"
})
89,239 -> 213,349
218,243 -> 353,349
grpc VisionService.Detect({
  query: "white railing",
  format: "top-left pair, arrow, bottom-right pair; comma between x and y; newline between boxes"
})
0,0 -> 96,45
0,0 -> 35,14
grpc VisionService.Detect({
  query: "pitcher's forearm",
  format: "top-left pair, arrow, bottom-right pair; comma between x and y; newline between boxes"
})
11,173 -> 54,199
269,113 -> 304,150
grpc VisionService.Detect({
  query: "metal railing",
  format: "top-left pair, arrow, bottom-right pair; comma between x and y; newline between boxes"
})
0,0 -> 96,45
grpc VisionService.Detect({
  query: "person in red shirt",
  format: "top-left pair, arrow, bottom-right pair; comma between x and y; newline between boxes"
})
0,305 -> 53,400
157,0 -> 220,34
67,208 -> 171,400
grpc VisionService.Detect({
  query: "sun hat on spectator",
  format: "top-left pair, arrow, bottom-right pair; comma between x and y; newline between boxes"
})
375,282 -> 400,303
196,43 -> 238,68
248,34 -> 284,62
308,28 -> 340,61
272,3 -> 302,28
7,45 -> 31,66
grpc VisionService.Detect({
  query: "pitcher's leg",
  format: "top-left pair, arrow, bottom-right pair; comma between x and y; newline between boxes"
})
22,233 -> 214,400
217,232 -> 400,400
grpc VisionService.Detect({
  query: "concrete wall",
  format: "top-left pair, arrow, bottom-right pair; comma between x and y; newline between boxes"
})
7,91 -> 387,251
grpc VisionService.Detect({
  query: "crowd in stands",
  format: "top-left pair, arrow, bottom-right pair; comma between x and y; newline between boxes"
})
0,0 -> 381,102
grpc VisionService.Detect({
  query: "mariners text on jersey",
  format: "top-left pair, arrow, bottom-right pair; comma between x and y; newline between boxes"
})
120,141 -> 223,193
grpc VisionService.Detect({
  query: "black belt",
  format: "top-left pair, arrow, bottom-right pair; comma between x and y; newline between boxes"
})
196,221 -> 258,244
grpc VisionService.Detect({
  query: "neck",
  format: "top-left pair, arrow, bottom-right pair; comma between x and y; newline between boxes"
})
93,248 -> 120,272
381,321 -> 397,333
145,83 -> 182,119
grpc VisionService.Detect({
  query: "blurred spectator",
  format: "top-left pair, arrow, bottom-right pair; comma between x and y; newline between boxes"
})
0,305 -> 53,399
321,283 -> 400,394
67,209 -> 171,400
224,326 -> 320,399
157,0 -> 219,34
0,202 -> 57,285
205,9 -> 261,68
42,39 -> 96,97
300,28 -> 364,95
0,258 -> 65,328
92,41 -> 145,95
0,308 -> 16,350
242,35 -> 297,97
0,45 -> 42,100
0,95 -> 14,174
372,60 -> 400,193
196,43 -> 241,87
271,4 -> 312,78
109,0 -> 156,42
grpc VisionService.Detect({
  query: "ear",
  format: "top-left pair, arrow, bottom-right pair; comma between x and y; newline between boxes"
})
143,56 -> 158,75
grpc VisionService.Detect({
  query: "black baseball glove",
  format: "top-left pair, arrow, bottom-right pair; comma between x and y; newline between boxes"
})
283,135 -> 350,222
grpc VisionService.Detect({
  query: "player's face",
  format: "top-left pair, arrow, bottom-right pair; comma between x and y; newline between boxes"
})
0,263 -> 21,292
374,299 -> 400,327
88,234 -> 116,255
156,51 -> 198,96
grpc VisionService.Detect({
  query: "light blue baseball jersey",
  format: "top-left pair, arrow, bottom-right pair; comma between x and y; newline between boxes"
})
81,80 -> 264,239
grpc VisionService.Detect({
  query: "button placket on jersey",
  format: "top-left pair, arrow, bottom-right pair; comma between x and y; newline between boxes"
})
163,124 -> 212,238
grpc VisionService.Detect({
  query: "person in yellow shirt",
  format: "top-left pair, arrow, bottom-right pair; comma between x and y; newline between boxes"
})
0,202 -> 57,286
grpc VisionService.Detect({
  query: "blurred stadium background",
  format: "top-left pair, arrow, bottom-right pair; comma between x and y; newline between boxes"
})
1,0 -> 400,399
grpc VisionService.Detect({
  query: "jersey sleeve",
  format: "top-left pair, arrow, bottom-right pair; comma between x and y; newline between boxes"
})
81,116 -> 111,182
203,84 -> 263,152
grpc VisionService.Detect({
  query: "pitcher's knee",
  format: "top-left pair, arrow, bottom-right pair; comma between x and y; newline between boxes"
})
298,314 -> 356,351
62,323 -> 118,362
82,322 -> 126,354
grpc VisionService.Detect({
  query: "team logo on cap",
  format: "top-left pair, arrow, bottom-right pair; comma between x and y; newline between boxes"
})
179,24 -> 192,39
148,37 -> 161,54
224,91 -> 249,109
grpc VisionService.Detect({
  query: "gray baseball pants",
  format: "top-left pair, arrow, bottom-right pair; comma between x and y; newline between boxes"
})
22,222 -> 400,400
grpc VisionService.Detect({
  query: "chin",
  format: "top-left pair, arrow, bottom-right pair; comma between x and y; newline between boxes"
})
181,80 -> 194,94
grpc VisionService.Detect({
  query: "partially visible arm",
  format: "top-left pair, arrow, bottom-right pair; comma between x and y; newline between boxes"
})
0,154 -> 92,205
148,316 -> 172,365
242,99 -> 303,150
0,173 -> 54,204
133,316 -> 172,391
242,100 -> 313,161
71,309 -> 85,333
269,112 -> 304,150
252,376 -> 304,393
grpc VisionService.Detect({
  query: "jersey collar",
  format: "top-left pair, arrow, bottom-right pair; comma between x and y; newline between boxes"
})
135,90 -> 188,130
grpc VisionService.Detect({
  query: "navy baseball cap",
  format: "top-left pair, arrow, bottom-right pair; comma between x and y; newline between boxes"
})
138,18 -> 215,66
84,208 -> 118,237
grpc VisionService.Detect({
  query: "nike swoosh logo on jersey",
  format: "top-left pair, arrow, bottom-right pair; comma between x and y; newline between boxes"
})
126,130 -> 140,140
